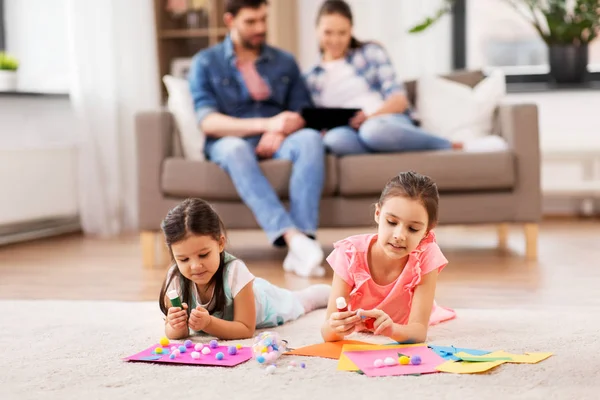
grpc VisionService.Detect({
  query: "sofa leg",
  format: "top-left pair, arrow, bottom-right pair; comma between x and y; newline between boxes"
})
497,223 -> 509,251
141,231 -> 158,268
524,224 -> 538,261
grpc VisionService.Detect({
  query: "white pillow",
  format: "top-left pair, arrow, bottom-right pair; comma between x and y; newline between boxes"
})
162,75 -> 205,161
416,69 -> 506,142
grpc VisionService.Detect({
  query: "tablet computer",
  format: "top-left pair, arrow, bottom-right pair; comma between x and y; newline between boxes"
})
301,107 -> 360,130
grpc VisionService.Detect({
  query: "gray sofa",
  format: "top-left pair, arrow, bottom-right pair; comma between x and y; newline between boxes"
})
136,70 -> 541,267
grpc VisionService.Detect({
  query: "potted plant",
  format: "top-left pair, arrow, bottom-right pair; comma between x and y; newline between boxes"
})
0,52 -> 19,91
409,0 -> 600,84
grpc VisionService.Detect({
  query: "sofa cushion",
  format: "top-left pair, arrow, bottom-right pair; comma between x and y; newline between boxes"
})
161,155 -> 338,200
338,150 -> 515,196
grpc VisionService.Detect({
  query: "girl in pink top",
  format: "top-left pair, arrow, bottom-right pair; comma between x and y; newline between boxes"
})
321,171 -> 456,343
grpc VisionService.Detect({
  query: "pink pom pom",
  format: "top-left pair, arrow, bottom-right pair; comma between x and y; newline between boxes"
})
194,343 -> 203,352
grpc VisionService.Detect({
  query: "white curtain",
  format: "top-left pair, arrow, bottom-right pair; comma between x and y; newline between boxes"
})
65,0 -> 160,236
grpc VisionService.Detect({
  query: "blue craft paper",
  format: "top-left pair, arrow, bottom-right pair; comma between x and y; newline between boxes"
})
140,355 -> 163,361
427,345 -> 491,361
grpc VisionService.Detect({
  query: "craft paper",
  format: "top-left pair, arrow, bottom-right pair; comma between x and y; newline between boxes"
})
453,352 -> 513,362
428,345 -> 491,361
124,343 -> 252,367
284,340 -> 372,359
337,343 -> 425,371
435,359 -> 507,374
342,345 -> 446,377
457,350 -> 553,364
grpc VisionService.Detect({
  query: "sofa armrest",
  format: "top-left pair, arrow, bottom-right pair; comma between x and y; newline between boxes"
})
135,110 -> 175,230
497,103 -> 542,222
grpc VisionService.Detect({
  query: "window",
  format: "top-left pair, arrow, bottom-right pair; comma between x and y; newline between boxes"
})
0,0 -> 5,51
452,0 -> 600,82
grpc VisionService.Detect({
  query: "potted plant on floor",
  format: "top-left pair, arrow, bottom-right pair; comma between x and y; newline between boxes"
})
409,0 -> 600,84
0,52 -> 19,91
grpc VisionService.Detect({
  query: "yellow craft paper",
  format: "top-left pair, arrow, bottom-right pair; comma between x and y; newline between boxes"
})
483,351 -> 553,364
337,343 -> 425,371
436,359 -> 507,374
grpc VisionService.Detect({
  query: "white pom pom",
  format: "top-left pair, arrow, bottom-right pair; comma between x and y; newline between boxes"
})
374,359 -> 384,368
201,347 -> 211,355
384,357 -> 397,366
265,365 -> 276,374
191,351 -> 201,359
194,343 -> 203,352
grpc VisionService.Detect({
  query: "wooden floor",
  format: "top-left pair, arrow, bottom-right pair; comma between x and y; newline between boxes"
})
1,221 -> 599,310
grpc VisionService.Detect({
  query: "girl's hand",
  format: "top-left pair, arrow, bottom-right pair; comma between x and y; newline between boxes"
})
167,303 -> 188,330
349,110 -> 367,129
358,309 -> 394,336
189,306 -> 211,332
328,310 -> 361,337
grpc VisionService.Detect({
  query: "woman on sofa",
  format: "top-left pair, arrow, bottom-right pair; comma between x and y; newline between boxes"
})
304,0 -> 457,156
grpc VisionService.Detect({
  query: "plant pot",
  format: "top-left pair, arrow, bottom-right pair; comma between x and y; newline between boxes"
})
548,44 -> 588,84
0,70 -> 17,91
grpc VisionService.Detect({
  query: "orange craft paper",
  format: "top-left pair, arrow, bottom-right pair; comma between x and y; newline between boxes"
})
285,340 -> 373,359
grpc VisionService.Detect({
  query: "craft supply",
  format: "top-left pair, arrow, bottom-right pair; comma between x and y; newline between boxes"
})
337,343 -> 424,371
336,297 -> 348,312
160,337 -> 170,347
169,353 -> 176,360
228,346 -> 238,355
357,309 -> 376,331
124,342 -> 252,367
179,345 -> 187,353
287,365 -> 294,371
195,343 -> 203,352
374,359 -> 384,368
384,357 -> 397,366
184,340 -> 193,348
209,340 -> 219,349
167,289 -> 183,308
411,355 -> 422,365
154,347 -> 163,354
191,351 -> 201,360
252,332 -> 287,364
172,349 -> 180,357
236,344 -> 242,350
300,363 -> 306,369
265,365 -> 276,374
399,356 -> 410,365
171,346 -> 177,352
285,340 -> 371,359
289,361 -> 297,367
216,352 -> 224,360
202,347 -> 211,355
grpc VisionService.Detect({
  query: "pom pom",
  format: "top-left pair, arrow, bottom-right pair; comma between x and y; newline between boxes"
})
154,347 -> 163,354
267,346 -> 273,352
178,345 -> 187,353
169,353 -> 176,360
236,344 -> 242,350
159,337 -> 170,347
209,340 -> 219,349
251,331 -> 286,364
201,347 -> 211,355
300,363 -> 306,369
410,355 -> 422,365
287,365 -> 294,371
289,361 -> 297,367
384,357 -> 397,366
215,352 -> 224,360
256,355 -> 266,364
184,340 -> 193,348
191,351 -> 201,360
265,365 -> 276,374
228,346 -> 237,355
399,356 -> 410,365
170,346 -> 177,352
374,359 -> 384,368
172,349 -> 180,356
195,343 -> 203,352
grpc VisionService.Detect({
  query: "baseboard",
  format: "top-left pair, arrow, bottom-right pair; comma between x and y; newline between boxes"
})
0,216 -> 81,246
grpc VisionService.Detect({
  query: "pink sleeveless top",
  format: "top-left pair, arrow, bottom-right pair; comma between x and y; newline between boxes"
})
326,232 -> 456,326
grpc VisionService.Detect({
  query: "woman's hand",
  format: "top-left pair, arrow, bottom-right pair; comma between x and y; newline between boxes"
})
167,303 -> 188,330
328,310 -> 361,337
349,110 -> 367,129
188,306 -> 211,332
358,309 -> 394,336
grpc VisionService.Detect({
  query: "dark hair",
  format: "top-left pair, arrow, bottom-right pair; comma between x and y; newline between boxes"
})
378,171 -> 440,231
225,0 -> 268,17
316,0 -> 363,50
158,198 -> 228,318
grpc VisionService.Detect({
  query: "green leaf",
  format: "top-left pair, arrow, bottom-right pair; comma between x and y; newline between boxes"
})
355,370 -> 365,375
0,52 -> 19,71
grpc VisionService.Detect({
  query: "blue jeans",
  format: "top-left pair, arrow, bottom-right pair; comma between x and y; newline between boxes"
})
205,128 -> 325,245
323,113 -> 452,155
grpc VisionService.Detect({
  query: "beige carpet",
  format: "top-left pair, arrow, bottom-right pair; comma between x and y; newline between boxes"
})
1,300 -> 599,400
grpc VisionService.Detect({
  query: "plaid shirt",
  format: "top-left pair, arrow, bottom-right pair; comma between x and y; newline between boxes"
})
304,42 -> 405,107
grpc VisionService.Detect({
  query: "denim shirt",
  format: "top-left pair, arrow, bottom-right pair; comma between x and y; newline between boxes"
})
304,42 -> 405,107
189,35 -> 314,125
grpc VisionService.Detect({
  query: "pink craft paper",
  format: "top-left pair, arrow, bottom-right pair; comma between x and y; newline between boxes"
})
124,343 -> 253,367
343,345 -> 446,377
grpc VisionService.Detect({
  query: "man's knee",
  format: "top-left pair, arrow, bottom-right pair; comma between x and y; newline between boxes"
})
359,117 -> 400,148
291,128 -> 325,152
210,137 -> 254,165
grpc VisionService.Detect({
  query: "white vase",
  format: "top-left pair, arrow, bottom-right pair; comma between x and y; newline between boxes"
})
0,70 -> 18,91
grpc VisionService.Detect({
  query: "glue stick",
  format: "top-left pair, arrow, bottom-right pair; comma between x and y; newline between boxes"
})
168,289 -> 183,309
357,309 -> 376,330
336,297 -> 348,312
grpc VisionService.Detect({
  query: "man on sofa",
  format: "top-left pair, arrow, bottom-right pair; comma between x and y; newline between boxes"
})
188,0 -> 326,277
